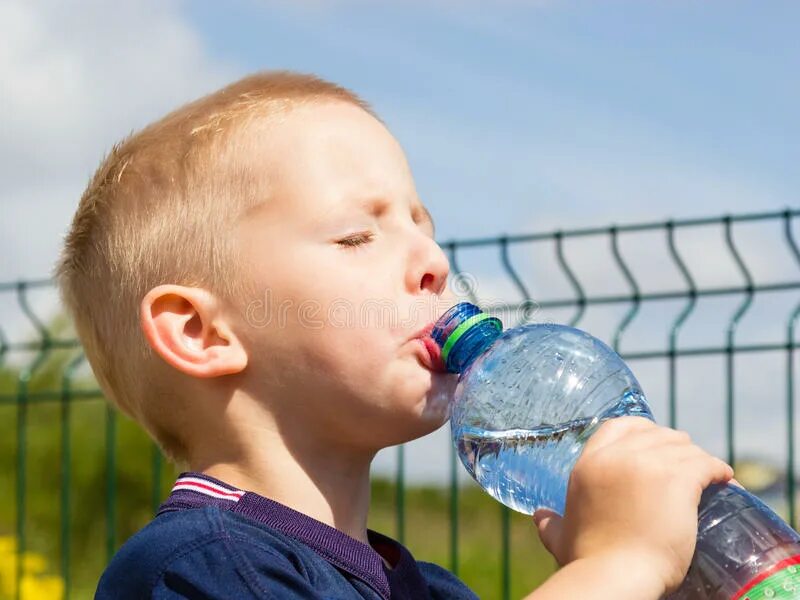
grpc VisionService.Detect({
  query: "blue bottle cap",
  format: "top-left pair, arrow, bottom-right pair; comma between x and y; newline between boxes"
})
431,302 -> 503,373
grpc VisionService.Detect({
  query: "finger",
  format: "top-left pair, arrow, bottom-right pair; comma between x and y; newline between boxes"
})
609,425 -> 693,453
584,416 -> 656,452
639,426 -> 692,448
672,444 -> 731,472
533,509 -> 563,562
652,443 -> 720,464
682,454 -> 735,488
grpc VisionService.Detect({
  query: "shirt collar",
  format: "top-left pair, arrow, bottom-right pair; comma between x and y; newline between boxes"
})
157,471 -> 424,599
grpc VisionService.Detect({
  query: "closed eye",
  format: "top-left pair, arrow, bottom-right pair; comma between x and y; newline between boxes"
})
337,231 -> 375,249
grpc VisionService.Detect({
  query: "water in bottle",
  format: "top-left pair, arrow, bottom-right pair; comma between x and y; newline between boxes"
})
431,302 -> 800,599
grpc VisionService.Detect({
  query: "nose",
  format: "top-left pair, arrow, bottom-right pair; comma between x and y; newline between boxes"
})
407,233 -> 450,297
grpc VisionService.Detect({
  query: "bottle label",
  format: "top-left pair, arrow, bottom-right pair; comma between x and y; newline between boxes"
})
732,554 -> 800,599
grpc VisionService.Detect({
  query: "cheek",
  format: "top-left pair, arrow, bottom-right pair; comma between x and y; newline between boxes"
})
304,326 -> 393,383
340,332 -> 397,386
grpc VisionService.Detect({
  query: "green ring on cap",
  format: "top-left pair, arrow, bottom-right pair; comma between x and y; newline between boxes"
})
441,313 -> 502,365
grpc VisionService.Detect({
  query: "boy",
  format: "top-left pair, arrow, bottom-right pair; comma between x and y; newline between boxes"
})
56,71 -> 733,599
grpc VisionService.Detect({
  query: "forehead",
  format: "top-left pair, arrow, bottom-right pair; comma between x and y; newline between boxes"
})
250,101 -> 420,219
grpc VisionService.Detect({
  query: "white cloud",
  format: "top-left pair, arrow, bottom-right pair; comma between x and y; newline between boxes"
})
0,0 -> 236,281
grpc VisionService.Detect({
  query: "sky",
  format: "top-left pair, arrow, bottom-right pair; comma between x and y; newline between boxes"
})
1,0 -> 798,485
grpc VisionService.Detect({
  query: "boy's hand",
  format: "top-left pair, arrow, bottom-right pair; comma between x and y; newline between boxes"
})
533,416 -> 734,594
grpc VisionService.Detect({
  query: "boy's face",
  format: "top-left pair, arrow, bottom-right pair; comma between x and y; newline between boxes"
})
234,101 -> 458,450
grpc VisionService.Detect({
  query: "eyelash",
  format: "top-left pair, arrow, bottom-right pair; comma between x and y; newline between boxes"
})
337,231 -> 375,249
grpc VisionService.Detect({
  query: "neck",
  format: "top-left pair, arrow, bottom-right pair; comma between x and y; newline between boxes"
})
190,416 -> 376,545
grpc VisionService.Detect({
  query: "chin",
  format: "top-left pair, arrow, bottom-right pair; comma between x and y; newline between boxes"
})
405,373 -> 458,436
368,361 -> 458,446
373,392 -> 449,448
383,414 -> 448,448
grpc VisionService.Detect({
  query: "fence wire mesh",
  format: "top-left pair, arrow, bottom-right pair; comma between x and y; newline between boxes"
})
1,208 -> 798,599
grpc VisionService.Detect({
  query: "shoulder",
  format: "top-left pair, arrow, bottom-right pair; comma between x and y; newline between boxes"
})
416,561 -> 480,600
96,508 -> 249,599
95,508 -> 326,599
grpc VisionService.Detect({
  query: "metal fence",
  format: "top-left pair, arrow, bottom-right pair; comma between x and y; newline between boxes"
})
1,208 -> 798,599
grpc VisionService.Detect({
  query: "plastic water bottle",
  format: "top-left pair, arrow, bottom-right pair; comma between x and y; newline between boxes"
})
431,302 -> 800,599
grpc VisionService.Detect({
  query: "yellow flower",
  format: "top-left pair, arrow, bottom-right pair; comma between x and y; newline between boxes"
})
0,536 -> 65,600
19,576 -> 64,600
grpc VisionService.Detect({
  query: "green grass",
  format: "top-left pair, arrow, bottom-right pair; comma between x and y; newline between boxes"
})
369,479 -> 556,599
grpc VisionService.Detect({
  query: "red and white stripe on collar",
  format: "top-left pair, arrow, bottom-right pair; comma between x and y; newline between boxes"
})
171,475 -> 246,502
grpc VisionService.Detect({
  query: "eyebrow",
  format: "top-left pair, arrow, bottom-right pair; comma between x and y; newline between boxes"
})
414,203 -> 436,237
354,196 -> 436,237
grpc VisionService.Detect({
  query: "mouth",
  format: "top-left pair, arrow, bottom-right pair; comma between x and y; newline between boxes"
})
410,323 -> 446,372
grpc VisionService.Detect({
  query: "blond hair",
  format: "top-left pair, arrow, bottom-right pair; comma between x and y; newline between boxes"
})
55,71 -> 374,463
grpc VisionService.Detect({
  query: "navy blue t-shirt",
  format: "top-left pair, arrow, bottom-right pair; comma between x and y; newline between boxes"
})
96,472 -> 478,599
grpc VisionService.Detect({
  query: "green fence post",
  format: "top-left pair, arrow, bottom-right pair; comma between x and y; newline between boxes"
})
784,211 -> 800,528
396,444 -> 405,544
105,405 -> 117,562
666,221 -> 697,429
449,442 -> 459,576
554,231 -> 586,327
500,504 -> 510,600
151,442 -> 163,516
14,281 -> 53,600
60,352 -> 85,600
723,217 -> 754,467
609,226 -> 641,353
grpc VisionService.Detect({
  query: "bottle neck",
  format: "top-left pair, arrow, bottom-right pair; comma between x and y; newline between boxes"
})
431,303 -> 504,374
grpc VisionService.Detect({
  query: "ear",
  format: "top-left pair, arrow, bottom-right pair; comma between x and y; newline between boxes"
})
140,284 -> 248,378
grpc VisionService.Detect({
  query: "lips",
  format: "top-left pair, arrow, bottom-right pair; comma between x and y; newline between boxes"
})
412,322 -> 435,341
411,323 -> 446,372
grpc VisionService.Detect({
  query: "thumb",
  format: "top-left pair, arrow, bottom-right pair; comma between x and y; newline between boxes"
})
533,508 -> 564,563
